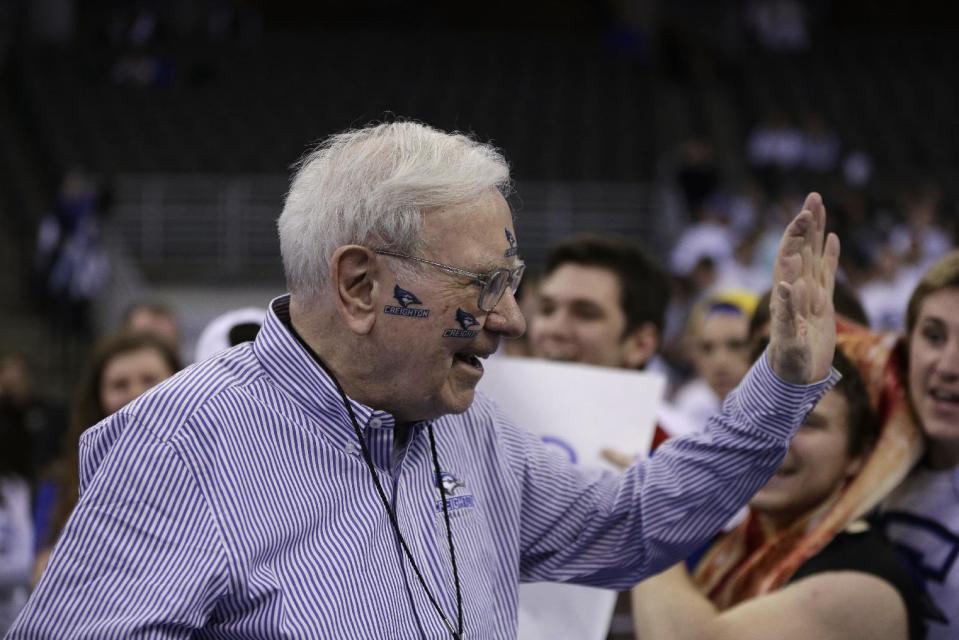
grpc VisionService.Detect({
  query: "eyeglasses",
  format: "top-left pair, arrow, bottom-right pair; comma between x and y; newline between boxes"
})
374,248 -> 525,312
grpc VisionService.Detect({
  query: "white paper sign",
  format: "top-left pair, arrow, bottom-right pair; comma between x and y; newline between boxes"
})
476,356 -> 666,640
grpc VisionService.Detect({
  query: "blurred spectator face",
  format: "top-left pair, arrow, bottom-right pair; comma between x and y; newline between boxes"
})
694,309 -> 751,400
907,287 -> 959,465
749,388 -> 863,527
126,308 -> 180,350
0,354 -> 32,405
689,257 -> 718,293
530,264 -> 651,368
99,346 -> 176,415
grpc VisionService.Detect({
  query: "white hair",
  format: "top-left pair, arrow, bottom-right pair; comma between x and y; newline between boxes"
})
278,121 -> 512,298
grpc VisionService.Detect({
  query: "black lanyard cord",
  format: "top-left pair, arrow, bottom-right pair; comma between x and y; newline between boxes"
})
286,325 -> 464,639
428,424 -> 464,636
339,390 -> 464,640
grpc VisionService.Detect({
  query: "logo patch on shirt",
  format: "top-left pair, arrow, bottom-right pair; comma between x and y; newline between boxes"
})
384,285 -> 431,318
435,471 -> 475,512
504,228 -> 518,257
442,308 -> 480,338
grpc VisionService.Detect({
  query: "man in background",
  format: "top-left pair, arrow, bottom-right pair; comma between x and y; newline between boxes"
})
529,234 -> 697,441
528,234 -> 699,638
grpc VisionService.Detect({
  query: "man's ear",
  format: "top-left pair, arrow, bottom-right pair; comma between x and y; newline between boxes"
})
622,322 -> 660,369
330,245 -> 379,335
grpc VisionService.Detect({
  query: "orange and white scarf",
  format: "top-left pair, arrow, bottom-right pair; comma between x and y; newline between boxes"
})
693,319 -> 924,608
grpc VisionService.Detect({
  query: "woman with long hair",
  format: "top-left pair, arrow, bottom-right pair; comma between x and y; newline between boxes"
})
32,332 -> 181,583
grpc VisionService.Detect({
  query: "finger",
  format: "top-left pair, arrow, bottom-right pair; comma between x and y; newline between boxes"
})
770,280 -> 797,341
803,192 -> 825,258
805,193 -> 826,287
801,241 -> 815,293
768,279 -> 814,383
776,276 -> 810,332
600,448 -> 636,470
821,232 -> 840,299
773,211 -> 812,284
776,254 -> 802,295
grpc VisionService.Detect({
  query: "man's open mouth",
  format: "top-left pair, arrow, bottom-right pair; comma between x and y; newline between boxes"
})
454,353 -> 484,370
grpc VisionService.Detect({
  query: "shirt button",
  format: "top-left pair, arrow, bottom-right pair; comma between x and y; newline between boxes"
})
345,442 -> 361,456
369,417 -> 383,428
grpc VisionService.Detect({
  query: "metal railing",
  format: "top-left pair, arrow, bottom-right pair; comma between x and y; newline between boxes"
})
112,175 -> 681,283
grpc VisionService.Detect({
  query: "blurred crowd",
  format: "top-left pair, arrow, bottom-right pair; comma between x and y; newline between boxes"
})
510,234 -> 958,640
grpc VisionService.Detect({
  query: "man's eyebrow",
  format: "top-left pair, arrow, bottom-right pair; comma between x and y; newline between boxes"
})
474,261 -> 502,273
471,258 -> 521,273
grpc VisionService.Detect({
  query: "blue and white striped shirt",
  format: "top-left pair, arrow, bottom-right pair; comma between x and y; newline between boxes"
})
9,295 -> 838,639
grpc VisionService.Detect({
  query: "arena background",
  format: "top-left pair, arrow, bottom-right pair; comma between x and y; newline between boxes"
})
1,0 -> 957,398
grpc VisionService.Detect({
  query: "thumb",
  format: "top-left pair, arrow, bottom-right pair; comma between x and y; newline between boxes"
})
770,280 -> 797,339
601,448 -> 636,470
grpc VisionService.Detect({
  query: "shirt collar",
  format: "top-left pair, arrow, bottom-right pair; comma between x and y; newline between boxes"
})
254,294 -> 398,452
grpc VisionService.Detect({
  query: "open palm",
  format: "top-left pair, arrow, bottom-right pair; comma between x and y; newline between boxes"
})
767,192 -> 841,384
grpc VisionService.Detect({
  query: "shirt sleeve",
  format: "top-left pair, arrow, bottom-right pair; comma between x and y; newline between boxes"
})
7,413 -> 228,639
509,350 -> 840,589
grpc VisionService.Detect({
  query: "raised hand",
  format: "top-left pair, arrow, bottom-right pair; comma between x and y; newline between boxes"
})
767,192 -> 841,384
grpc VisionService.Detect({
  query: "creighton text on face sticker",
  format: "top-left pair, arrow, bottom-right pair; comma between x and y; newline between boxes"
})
384,285 -> 431,318
443,308 -> 480,338
504,228 -> 518,257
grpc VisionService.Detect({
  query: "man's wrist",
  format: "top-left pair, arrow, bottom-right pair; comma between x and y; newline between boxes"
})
730,349 -> 841,440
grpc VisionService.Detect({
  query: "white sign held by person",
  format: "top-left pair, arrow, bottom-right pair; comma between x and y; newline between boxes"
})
477,356 -> 665,640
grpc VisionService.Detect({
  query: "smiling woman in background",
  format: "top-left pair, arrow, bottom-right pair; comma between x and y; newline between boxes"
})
881,250 -> 959,640
629,346 -> 929,640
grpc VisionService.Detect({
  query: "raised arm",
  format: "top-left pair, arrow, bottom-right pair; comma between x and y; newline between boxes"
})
513,193 -> 844,586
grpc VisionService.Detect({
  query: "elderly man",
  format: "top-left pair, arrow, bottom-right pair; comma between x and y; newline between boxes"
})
11,122 -> 840,639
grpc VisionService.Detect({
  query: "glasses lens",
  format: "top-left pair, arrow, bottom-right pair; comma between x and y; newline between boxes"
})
480,270 -> 510,311
509,265 -> 526,292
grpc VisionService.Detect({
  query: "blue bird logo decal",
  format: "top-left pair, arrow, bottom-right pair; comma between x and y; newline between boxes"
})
504,228 -> 518,257
456,308 -> 480,330
394,285 -> 423,308
436,471 -> 465,495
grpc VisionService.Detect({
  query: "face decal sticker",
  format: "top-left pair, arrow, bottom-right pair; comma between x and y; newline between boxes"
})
384,284 -> 431,318
443,308 -> 480,338
504,228 -> 518,257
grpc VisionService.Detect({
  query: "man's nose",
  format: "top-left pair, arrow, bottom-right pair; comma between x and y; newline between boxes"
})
486,288 -> 527,339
